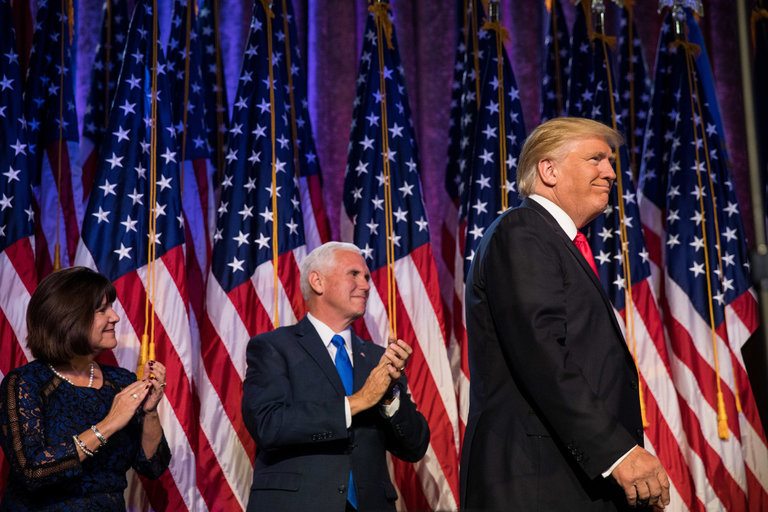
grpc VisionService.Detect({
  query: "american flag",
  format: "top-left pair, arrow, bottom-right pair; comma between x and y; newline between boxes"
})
342,2 -> 459,510
273,0 -> 331,249
24,0 -> 83,275
197,0 -> 229,181
638,8 -> 768,509
568,3 -> 701,509
201,1 -> 311,508
78,0 -> 129,206
442,0 -> 485,438
540,0 -> 570,122
74,1 -> 203,509
0,0 -> 36,493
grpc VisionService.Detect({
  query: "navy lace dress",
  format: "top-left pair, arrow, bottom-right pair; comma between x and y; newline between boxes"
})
0,360 -> 171,511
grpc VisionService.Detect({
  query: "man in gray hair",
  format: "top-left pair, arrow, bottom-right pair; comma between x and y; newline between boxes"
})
242,241 -> 429,512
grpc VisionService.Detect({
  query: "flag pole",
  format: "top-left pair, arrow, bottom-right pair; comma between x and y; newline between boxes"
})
738,0 -> 768,407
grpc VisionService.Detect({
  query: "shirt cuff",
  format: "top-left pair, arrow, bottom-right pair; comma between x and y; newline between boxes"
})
344,397 -> 352,428
603,445 -> 638,478
381,395 -> 401,417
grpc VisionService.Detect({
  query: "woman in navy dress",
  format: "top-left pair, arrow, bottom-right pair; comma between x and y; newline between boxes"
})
0,267 -> 171,510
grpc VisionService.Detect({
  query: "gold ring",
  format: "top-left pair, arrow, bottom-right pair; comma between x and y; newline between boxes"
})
131,393 -> 139,400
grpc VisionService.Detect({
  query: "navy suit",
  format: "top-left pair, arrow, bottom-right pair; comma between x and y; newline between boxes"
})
460,198 -> 643,511
242,317 -> 429,511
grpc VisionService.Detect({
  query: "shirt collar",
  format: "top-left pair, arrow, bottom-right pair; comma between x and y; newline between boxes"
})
306,313 -> 351,349
529,194 -> 578,240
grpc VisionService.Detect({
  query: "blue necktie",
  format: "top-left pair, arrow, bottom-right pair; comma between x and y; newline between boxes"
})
331,334 -> 358,509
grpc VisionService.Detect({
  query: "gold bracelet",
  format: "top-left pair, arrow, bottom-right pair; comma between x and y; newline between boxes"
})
90,425 -> 107,447
73,435 -> 95,457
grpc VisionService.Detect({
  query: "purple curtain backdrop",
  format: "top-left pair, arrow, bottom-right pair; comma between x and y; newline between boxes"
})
73,0 -> 752,258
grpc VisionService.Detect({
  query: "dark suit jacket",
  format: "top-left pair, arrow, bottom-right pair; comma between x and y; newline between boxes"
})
242,316 -> 430,512
460,198 -> 643,511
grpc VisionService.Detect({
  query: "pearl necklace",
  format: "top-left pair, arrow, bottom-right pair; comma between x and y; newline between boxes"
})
48,362 -> 95,388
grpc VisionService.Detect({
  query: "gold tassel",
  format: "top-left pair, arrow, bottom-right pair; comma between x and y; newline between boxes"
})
137,333 -> 149,379
369,2 -> 394,49
716,390 -> 729,440
53,243 -> 61,271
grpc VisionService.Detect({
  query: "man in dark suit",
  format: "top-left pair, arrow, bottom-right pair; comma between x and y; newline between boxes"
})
460,117 -> 671,511
242,242 -> 429,511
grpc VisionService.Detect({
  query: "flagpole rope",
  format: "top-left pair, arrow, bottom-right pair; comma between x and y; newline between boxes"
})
679,38 -> 730,440
104,0 -> 112,131
140,0 -> 161,379
280,0 -> 302,185
482,12 -> 508,212
598,25 -> 647,428
261,0 -> 280,328
54,0 -> 70,271
688,38 -> 743,415
371,1 -> 397,337
550,0 -> 564,117
470,0 -> 481,110
626,5 -> 639,177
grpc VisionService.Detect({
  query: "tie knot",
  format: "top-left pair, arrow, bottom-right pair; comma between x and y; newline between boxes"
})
331,334 -> 346,350
573,231 -> 587,244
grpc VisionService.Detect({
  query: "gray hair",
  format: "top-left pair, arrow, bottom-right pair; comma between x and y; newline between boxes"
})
299,241 -> 362,300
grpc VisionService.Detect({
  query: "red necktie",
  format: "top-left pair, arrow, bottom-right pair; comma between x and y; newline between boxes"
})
573,231 -> 599,277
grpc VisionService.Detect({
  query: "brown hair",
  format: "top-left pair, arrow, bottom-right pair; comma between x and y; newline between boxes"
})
26,267 -> 117,364
517,117 -> 623,197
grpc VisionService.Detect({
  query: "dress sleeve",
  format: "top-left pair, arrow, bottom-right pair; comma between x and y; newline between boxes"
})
132,425 -> 171,479
0,371 -> 82,490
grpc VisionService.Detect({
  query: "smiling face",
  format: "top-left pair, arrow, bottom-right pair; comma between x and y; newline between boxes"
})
542,136 -> 616,228
310,249 -> 371,331
89,296 -> 120,353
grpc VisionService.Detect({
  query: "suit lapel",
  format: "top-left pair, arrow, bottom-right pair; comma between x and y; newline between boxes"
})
296,317 -> 347,397
522,199 -> 625,337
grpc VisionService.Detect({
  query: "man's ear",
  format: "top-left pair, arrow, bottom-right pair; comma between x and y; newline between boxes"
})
308,270 -> 324,295
536,158 -> 557,187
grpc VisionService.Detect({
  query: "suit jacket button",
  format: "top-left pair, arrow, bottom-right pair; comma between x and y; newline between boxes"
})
338,484 -> 346,493
630,380 -> 638,390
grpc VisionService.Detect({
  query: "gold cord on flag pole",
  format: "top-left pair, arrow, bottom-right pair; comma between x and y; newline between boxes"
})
482,2 -> 509,212
680,40 -> 729,440
688,38 -> 743,415
140,0 -> 161,379
371,0 -> 397,337
179,0 -> 195,191
596,7 -> 647,428
53,0 -> 71,271
262,0 -> 280,328
213,0 -> 226,182
280,0 -> 304,194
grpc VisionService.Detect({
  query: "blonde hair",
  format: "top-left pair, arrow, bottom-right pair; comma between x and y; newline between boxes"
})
516,117 -> 623,197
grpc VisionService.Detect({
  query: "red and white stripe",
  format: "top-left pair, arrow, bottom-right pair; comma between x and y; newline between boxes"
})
298,174 -> 331,250
440,202 -> 470,441
639,195 -> 768,510
198,246 -> 307,511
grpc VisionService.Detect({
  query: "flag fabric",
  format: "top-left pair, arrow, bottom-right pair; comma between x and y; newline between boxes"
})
638,10 -> 768,510
273,0 -> 331,249
25,0 -> 82,275
197,0 -> 229,180
341,2 -> 460,510
567,3 -> 701,509
540,0 -> 570,122
441,0 -> 477,443
0,0 -> 36,493
200,1 -> 312,508
74,1 -> 204,509
616,1 -> 651,177
78,0 -> 129,207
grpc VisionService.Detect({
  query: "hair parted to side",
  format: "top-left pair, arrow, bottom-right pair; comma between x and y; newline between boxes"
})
26,266 -> 117,364
299,241 -> 363,300
516,117 -> 623,197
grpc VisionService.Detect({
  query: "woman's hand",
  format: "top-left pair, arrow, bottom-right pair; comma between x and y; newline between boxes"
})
100,380 -> 152,433
142,360 -> 167,413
